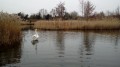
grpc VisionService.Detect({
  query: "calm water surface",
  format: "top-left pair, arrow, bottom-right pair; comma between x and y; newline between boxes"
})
0,30 -> 120,67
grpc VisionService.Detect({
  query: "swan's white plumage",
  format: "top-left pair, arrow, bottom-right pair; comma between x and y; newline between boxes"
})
32,29 -> 39,40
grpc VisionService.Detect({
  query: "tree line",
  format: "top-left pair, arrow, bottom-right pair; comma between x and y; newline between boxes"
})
18,0 -> 120,21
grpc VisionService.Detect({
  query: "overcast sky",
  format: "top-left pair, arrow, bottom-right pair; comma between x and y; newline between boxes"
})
0,0 -> 120,15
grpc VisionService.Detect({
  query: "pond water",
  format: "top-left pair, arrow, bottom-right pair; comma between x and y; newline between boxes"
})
0,30 -> 120,67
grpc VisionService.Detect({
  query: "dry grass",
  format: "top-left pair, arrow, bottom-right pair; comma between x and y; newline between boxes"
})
21,21 -> 34,25
0,12 -> 21,46
34,18 -> 120,30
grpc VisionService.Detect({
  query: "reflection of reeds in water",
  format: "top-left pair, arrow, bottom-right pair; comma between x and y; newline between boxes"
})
0,12 -> 21,46
0,44 -> 21,66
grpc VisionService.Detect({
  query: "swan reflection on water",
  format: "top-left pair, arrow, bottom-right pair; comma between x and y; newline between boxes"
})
31,40 -> 39,45
31,40 -> 39,55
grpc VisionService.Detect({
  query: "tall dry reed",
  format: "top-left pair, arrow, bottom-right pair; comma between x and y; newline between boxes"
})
0,12 -> 21,46
34,18 -> 120,30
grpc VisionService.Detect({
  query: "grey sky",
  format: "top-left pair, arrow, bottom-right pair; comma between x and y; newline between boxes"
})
0,0 -> 120,15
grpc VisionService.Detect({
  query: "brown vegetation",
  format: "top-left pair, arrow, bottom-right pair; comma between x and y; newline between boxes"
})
0,12 -> 21,46
34,18 -> 120,30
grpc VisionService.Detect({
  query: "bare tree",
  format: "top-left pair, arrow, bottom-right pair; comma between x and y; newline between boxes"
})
70,11 -> 78,20
84,1 -> 95,20
40,9 -> 48,19
115,6 -> 120,19
115,6 -> 120,15
98,11 -> 105,19
50,9 -> 56,17
18,12 -> 25,19
93,11 -> 105,19
56,2 -> 65,19
79,0 -> 85,17
64,12 -> 71,20
106,11 -> 111,16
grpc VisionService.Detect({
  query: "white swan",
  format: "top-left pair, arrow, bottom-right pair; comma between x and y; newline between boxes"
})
32,29 -> 39,41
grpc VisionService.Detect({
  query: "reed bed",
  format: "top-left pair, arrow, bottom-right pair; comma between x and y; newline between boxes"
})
34,18 -> 120,30
0,12 -> 21,46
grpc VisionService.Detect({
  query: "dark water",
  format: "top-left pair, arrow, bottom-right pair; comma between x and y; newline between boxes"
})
0,30 -> 120,67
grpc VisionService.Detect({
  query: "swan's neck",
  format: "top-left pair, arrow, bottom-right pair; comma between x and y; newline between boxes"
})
35,30 -> 38,34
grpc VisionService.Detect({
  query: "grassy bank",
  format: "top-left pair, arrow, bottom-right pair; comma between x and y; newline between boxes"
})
0,12 -> 21,46
34,18 -> 120,30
